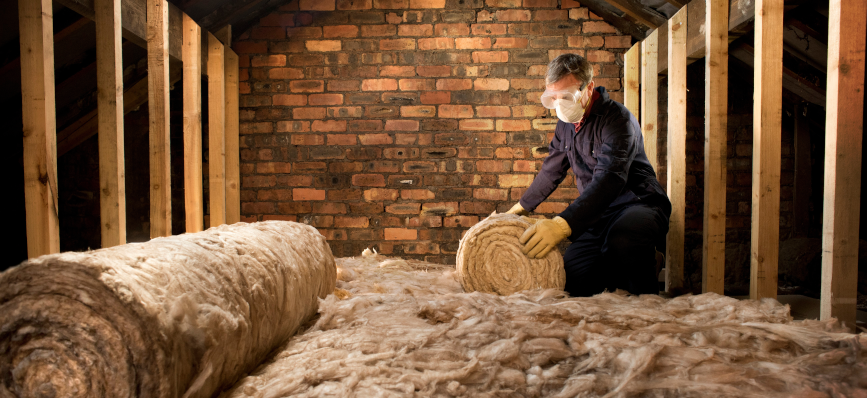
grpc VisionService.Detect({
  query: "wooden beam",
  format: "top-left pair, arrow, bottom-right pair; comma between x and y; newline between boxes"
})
666,8 -> 687,293
792,103 -> 811,238
750,0 -> 784,300
225,48 -> 240,225
623,42 -> 641,116
95,0 -> 127,248
208,32 -> 227,227
574,0 -> 651,41
820,0 -> 865,331
729,43 -> 827,107
215,25 -> 232,47
148,0 -> 172,238
602,0 -> 667,28
702,0 -> 728,295
183,14 -> 204,233
55,0 -> 183,62
19,0 -> 60,258
641,29 -> 659,175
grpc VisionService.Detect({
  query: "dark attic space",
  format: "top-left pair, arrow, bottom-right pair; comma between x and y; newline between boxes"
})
2,0 -> 867,396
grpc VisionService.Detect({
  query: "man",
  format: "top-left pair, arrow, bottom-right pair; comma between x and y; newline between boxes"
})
507,53 -> 671,297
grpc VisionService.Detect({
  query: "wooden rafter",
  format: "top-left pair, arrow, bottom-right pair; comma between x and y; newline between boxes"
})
603,0 -> 667,28
575,0 -> 651,40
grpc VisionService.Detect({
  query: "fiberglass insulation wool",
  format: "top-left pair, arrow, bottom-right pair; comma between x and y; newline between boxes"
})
225,251 -> 867,398
0,221 -> 335,398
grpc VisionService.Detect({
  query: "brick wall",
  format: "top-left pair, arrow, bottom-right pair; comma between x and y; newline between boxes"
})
233,0 -> 630,262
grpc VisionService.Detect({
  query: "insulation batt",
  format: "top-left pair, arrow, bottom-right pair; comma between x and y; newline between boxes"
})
0,221 -> 335,398
225,252 -> 867,398
457,213 -> 566,295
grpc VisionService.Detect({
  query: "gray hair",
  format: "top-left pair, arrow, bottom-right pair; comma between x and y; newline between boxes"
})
545,53 -> 594,90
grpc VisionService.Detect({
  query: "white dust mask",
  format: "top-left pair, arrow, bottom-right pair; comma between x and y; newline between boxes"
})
555,99 -> 585,123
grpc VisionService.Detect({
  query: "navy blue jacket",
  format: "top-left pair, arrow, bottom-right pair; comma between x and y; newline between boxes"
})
519,87 -> 671,240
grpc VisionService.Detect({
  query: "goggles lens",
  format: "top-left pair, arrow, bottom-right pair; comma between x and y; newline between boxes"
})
540,89 -> 580,109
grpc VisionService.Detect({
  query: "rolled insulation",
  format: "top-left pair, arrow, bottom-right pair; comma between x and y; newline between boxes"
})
224,252 -> 867,398
456,213 -> 566,295
0,221 -> 335,398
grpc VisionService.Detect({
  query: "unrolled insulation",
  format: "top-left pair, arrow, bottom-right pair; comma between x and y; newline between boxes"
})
457,213 -> 566,295
225,252 -> 867,398
0,221 -> 335,398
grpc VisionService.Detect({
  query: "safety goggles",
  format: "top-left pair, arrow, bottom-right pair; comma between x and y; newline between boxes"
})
540,87 -> 585,109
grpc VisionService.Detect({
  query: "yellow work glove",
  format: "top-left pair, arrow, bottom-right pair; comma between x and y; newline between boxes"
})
520,216 -> 571,259
506,202 -> 530,216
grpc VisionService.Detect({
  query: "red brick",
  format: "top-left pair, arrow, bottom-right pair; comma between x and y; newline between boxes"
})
361,24 -> 397,37
349,120 -> 384,131
335,216 -> 370,228
417,65 -> 452,77
312,120 -> 347,132
251,54 -> 286,67
401,189 -> 436,200
569,7 -> 589,20
306,40 -> 341,52
418,38 -> 454,50
512,78 -> 545,90
398,24 -> 433,36
243,202 -> 278,214
380,66 -> 416,77
409,0 -> 445,8
395,133 -> 419,144
293,188 -> 326,200
421,202 -> 458,216
534,10 -> 568,21
364,188 -> 399,201
386,203 -> 422,214
327,106 -> 364,117
472,51 -> 509,63
523,0 -> 556,6
476,106 -> 510,117
385,120 -> 420,131
257,189 -> 294,201
401,106 -> 437,117
399,79 -> 435,91
458,119 -> 493,130
287,26 -> 323,38
434,23 -> 470,36
362,78 -> 398,91
384,228 -> 417,240
460,201 -> 497,214
513,160 -> 540,172
356,133 -> 390,145
292,107 -> 326,119
251,27 -> 286,40
496,9 -> 531,21
473,188 -> 509,201
562,0 -> 581,7
436,79 -> 472,91
269,68 -> 304,80
496,119 -> 530,131
379,38 -> 416,51
308,93 -> 343,106
474,78 -> 510,90
336,0 -> 372,10
240,122 -> 273,134
587,49 -> 615,63
327,80 -> 361,91
583,21 -> 616,33
444,216 -> 480,228
272,94 -> 306,106
476,160 -> 511,173
290,134 -> 324,145
243,175 -> 277,187
293,162 -> 327,173
471,24 -> 507,36
322,25 -> 359,38
276,120 -> 311,132
486,0 -> 520,6
299,0 -> 334,10
438,105 -> 474,118
289,80 -> 324,93
375,0 -> 409,8
352,174 -> 386,187
498,174 -> 534,187
327,133 -> 357,145
330,163 -> 364,173
421,91 -> 451,104
456,37 -> 492,50
312,203 -> 348,215
279,175 -> 314,186
492,37 -> 528,48
233,41 -> 269,54
605,35 -> 632,48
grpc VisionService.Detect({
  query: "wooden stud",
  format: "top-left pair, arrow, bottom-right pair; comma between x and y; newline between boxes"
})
702,0 -> 728,294
95,0 -> 127,248
641,29 -> 659,175
623,42 -> 641,116
225,48 -> 240,225
208,32 -> 227,227
148,0 -> 171,238
183,14 -> 203,233
215,25 -> 232,47
820,0 -> 866,330
19,0 -> 60,258
749,0 -> 783,300
666,8 -> 687,292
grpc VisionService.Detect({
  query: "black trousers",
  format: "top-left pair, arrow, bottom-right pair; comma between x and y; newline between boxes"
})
562,204 -> 669,297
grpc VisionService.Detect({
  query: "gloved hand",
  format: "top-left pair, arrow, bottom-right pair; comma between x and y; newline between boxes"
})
506,202 -> 530,216
520,216 -> 571,259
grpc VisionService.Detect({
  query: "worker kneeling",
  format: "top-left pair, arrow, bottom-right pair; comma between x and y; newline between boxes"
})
508,53 -> 672,297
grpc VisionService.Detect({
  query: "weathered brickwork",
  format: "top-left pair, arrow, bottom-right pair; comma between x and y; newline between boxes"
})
233,0 -> 630,262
